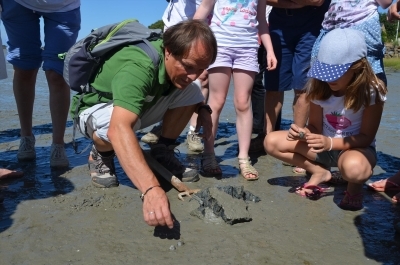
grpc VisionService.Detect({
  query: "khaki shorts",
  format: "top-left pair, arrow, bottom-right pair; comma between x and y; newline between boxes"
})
77,80 -> 203,142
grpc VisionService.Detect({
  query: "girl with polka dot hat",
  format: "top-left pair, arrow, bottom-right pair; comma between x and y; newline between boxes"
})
264,28 -> 387,211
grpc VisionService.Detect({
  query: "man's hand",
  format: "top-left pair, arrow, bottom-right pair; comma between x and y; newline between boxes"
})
195,105 -> 213,141
142,186 -> 174,228
388,0 -> 400,22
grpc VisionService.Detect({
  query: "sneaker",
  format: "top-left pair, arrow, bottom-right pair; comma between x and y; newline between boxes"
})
141,124 -> 162,144
179,168 -> 200,182
17,135 -> 36,161
88,146 -> 119,188
50,144 -> 69,168
249,133 -> 266,153
186,131 -> 204,152
150,144 -> 185,175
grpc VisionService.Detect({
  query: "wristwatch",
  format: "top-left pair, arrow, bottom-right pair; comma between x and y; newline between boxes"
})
198,104 -> 212,114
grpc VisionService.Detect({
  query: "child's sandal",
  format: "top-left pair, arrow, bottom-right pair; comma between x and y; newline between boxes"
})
238,157 -> 259,181
339,191 -> 363,211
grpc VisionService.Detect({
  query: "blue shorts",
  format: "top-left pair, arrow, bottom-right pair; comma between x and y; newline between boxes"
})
1,0 -> 81,75
264,6 -> 326,92
208,46 -> 259,73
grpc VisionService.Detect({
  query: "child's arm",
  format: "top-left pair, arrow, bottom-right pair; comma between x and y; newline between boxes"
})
193,0 -> 216,20
287,102 -> 322,141
335,102 -> 384,150
257,0 -> 277,70
376,0 -> 392,9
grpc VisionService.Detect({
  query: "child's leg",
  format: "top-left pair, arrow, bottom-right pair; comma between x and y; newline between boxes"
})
232,69 -> 257,179
338,147 -> 376,209
265,131 -> 332,195
232,69 -> 255,158
203,67 -> 231,153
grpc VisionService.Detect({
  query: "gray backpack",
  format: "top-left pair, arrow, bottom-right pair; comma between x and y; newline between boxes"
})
61,18 -> 162,93
61,19 -> 162,153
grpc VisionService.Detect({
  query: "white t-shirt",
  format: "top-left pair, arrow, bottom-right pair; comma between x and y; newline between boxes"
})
312,88 -> 386,147
14,0 -> 80,12
210,0 -> 259,47
162,0 -> 212,28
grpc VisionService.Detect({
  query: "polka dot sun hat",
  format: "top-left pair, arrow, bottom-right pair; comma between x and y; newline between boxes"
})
307,28 -> 367,82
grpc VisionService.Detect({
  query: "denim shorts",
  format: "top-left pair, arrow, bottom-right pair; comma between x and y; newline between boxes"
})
264,7 -> 325,92
208,46 -> 259,73
315,146 -> 377,168
1,0 -> 81,75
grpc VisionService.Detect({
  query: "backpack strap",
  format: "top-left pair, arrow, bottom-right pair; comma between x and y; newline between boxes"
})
72,39 -> 160,154
134,39 -> 160,68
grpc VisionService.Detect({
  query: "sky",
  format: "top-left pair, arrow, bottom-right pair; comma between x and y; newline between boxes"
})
1,0 -> 169,45
0,0 -> 393,45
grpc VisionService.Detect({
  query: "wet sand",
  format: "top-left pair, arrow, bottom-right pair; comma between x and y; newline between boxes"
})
1,64 -> 400,264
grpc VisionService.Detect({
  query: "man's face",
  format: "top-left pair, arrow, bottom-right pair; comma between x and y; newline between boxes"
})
164,41 -> 211,90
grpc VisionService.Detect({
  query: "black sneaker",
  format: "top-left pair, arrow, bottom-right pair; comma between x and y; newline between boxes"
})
88,146 -> 119,188
150,144 -> 185,175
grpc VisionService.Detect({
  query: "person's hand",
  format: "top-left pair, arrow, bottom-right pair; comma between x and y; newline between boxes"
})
195,106 -> 213,141
198,69 -> 209,89
305,133 -> 331,153
287,124 -> 307,141
388,1 -> 400,22
142,186 -> 174,228
266,53 -> 277,71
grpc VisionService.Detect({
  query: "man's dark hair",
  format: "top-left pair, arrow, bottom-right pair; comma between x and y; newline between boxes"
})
163,20 -> 217,64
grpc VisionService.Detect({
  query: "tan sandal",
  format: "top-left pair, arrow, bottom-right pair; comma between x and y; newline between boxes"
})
238,157 -> 259,181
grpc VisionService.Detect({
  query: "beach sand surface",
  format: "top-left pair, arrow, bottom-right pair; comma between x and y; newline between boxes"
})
1,62 -> 400,264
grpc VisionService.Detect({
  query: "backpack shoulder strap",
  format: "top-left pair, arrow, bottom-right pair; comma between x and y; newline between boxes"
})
134,39 -> 160,69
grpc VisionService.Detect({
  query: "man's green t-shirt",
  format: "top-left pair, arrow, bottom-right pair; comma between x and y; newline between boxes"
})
70,39 -> 175,118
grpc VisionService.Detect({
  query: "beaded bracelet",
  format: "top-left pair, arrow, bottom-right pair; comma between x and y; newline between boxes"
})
140,185 -> 161,201
198,104 -> 213,114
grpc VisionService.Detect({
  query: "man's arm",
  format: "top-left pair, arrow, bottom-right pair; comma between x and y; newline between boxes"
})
107,106 -> 173,228
266,0 -> 324,8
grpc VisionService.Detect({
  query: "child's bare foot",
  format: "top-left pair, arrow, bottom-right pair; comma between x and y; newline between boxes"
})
0,168 -> 24,180
392,192 -> 400,203
369,170 -> 400,192
295,170 -> 331,198
368,178 -> 400,192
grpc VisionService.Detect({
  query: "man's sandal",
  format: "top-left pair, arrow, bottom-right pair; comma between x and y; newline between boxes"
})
238,157 -> 259,181
201,153 -> 222,177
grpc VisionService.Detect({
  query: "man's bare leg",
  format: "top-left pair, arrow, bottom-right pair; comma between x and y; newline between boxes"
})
292,90 -> 309,128
265,90 -> 284,135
